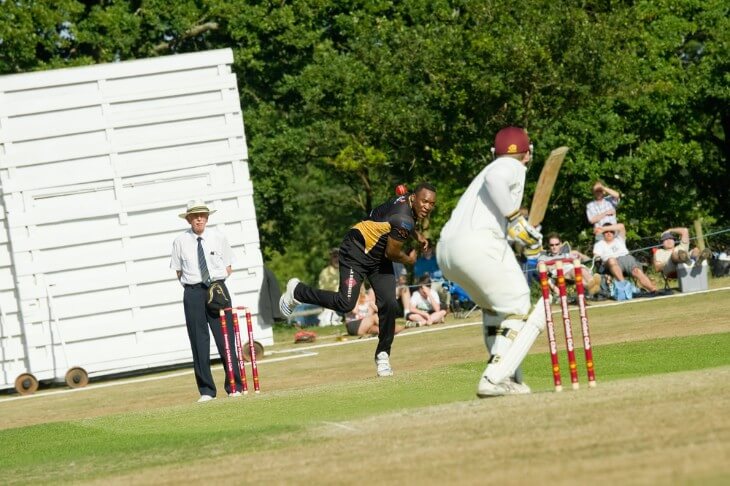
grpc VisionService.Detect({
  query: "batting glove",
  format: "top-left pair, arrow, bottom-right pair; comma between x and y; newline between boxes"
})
506,211 -> 542,247
523,240 -> 543,258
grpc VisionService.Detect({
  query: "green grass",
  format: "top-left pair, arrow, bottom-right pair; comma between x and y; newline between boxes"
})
2,332 -> 729,482
519,332 -> 730,389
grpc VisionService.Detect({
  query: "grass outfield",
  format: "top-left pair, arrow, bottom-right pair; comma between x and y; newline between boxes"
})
1,288 -> 729,484
1,334 -> 729,483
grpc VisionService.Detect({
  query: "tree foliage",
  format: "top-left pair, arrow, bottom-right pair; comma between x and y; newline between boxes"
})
1,0 -> 727,284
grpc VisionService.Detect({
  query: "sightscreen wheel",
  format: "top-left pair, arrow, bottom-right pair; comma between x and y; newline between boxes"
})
65,367 -> 89,388
15,373 -> 39,395
242,341 -> 264,362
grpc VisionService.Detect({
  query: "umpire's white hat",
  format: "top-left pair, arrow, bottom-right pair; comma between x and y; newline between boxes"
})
179,199 -> 216,219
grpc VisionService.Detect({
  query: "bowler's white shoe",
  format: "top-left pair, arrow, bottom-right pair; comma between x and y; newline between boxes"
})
375,351 -> 394,377
279,278 -> 301,317
197,394 -> 215,403
228,391 -> 242,398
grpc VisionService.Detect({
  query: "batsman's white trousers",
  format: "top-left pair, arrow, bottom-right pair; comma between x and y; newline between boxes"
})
437,231 -> 530,316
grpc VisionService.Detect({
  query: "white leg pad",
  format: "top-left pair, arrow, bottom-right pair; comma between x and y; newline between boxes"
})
484,299 -> 547,384
488,319 -> 522,361
482,310 -> 502,351
482,309 -> 526,384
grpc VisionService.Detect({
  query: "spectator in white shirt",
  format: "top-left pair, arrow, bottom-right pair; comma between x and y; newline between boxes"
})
407,275 -> 447,326
593,223 -> 657,293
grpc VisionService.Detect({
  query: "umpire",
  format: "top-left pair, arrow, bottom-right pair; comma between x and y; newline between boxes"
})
170,199 -> 243,402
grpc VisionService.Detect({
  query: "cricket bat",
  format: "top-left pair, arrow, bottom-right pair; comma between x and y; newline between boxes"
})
528,146 -> 569,227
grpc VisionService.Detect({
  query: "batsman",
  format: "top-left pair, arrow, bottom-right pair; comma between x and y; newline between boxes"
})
437,126 -> 564,397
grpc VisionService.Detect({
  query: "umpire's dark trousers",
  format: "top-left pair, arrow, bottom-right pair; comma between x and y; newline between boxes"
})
293,233 -> 398,358
183,284 -> 242,396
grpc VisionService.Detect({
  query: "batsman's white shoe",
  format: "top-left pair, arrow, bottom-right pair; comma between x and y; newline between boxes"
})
477,377 -> 531,398
197,395 -> 215,403
476,376 -> 507,398
279,278 -> 301,318
228,391 -> 242,398
375,351 -> 394,377
506,380 -> 531,395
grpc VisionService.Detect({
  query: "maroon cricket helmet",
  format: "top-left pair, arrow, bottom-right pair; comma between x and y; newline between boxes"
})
493,126 -> 531,156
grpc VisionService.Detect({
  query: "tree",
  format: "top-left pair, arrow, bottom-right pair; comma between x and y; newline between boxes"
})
1,0 -> 726,285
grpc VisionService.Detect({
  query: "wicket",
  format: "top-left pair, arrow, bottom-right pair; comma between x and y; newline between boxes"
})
219,306 -> 261,395
538,259 -> 596,391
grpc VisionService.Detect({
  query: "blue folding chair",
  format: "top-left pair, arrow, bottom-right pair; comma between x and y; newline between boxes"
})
443,280 -> 478,319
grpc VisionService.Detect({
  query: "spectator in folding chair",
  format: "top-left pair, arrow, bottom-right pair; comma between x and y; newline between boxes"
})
539,232 -> 603,301
653,227 -> 711,287
593,223 -> 658,295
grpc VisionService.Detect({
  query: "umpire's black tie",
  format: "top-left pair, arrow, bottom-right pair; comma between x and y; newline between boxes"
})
197,236 -> 211,286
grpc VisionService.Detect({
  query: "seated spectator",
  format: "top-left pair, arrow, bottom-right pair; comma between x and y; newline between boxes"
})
346,285 -> 403,337
539,232 -> 602,298
593,223 -> 657,293
345,285 -> 379,337
586,180 -> 621,239
653,227 -> 712,276
407,276 -> 447,326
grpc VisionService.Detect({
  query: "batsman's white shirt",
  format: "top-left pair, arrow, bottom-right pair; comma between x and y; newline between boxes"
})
437,156 -> 531,315
440,157 -> 526,239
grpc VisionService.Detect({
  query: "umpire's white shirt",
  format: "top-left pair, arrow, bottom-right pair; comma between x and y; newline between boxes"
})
170,228 -> 233,285
439,156 -> 526,240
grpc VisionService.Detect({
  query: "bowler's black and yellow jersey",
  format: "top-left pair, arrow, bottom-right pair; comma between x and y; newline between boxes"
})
349,195 -> 416,261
